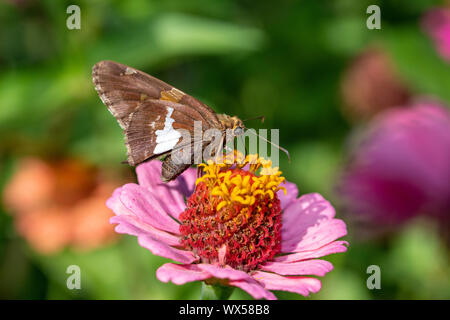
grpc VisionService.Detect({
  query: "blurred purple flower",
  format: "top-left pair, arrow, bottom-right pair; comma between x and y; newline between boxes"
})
422,8 -> 450,62
339,102 -> 450,225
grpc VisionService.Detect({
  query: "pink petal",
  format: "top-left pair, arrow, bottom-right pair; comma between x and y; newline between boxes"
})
156,263 -> 277,300
277,181 -> 298,210
156,263 -> 211,285
156,167 -> 197,217
197,264 -> 277,300
283,193 -> 336,228
120,183 -> 180,234
110,215 -> 180,246
136,161 -> 196,198
150,184 -> 187,218
228,279 -> 277,300
252,271 -> 321,297
281,193 -> 347,253
198,264 -> 253,281
138,235 -> 197,264
275,241 -> 349,263
173,166 -> 197,197
135,161 -> 196,218
282,218 -> 347,253
260,259 -> 333,276
106,187 -> 133,216
136,161 -> 161,187
136,162 -> 187,218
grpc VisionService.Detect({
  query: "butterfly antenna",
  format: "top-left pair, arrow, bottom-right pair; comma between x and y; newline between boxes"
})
246,130 -> 290,163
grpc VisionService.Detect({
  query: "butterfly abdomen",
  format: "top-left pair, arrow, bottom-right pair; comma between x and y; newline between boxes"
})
161,155 -> 191,182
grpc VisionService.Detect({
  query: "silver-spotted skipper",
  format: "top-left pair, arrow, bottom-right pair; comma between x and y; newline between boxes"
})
92,60 -> 254,182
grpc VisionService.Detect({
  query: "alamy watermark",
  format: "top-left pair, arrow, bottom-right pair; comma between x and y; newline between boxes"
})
366,265 -> 381,290
66,5 -> 81,30
366,5 -> 381,30
66,265 -> 81,290
168,123 -> 283,169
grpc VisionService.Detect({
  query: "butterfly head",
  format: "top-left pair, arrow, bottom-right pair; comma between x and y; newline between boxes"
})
218,114 -> 245,136
232,117 -> 245,136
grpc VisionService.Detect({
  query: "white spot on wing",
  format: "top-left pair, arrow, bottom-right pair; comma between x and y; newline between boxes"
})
153,107 -> 181,154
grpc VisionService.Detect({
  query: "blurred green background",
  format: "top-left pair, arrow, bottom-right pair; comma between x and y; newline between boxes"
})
0,0 -> 448,299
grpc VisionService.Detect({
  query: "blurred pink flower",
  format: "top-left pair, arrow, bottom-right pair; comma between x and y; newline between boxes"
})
340,47 -> 410,121
339,102 -> 450,226
422,8 -> 450,62
107,157 -> 348,300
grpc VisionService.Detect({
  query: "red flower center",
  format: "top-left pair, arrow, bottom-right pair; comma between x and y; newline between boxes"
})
179,154 -> 285,272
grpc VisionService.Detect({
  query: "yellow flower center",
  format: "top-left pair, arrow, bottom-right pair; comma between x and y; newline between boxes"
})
196,153 -> 287,212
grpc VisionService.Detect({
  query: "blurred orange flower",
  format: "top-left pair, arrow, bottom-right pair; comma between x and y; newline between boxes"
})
3,157 -> 124,254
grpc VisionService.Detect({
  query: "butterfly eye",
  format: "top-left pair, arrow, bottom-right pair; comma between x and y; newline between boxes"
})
234,127 -> 244,136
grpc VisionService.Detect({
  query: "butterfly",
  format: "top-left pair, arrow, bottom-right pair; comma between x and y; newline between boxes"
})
92,60 -> 252,182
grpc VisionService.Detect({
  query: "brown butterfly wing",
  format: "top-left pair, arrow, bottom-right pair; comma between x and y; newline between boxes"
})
92,60 -> 221,130
124,99 -> 211,165
92,60 -> 225,166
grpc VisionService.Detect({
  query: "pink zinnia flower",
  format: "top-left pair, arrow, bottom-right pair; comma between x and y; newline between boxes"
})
339,102 -> 450,225
107,154 -> 348,299
422,8 -> 450,62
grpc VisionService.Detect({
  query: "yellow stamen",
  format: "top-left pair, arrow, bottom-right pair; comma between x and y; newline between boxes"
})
196,152 -> 286,211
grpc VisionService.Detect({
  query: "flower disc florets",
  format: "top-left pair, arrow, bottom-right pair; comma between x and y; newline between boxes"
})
179,153 -> 286,272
